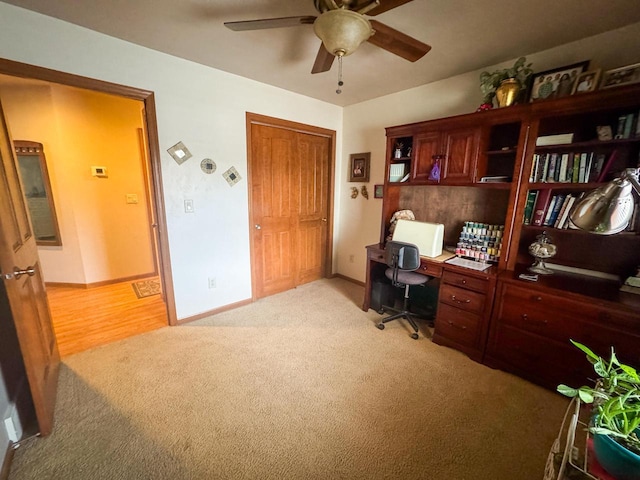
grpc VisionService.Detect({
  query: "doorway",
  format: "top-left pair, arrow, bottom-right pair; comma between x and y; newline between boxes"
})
247,113 -> 335,299
0,59 -> 177,353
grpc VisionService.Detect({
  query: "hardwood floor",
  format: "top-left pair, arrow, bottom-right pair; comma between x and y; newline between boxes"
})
46,278 -> 167,357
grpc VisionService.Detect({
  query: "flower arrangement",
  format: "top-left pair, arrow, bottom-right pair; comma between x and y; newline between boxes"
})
479,57 -> 533,105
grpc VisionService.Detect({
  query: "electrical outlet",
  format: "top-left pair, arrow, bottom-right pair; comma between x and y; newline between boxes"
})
208,277 -> 216,289
349,254 -> 355,263
184,199 -> 194,213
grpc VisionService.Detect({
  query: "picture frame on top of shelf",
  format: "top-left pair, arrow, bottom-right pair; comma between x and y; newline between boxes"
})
528,61 -> 589,102
571,69 -> 601,95
348,152 -> 370,183
600,62 -> 640,89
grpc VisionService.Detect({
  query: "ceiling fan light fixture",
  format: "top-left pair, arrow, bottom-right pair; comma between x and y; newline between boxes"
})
313,9 -> 373,57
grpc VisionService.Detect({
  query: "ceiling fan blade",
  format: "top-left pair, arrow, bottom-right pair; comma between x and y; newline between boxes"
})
367,20 -> 431,62
366,0 -> 414,16
224,16 -> 316,31
311,44 -> 335,74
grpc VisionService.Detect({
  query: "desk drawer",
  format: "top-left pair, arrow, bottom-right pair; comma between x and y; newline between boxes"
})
417,261 -> 443,277
435,303 -> 481,348
439,283 -> 485,314
442,270 -> 488,293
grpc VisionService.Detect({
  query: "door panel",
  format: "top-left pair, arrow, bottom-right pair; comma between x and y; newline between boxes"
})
0,99 -> 59,436
297,133 -> 329,285
250,125 -> 298,298
413,131 -> 441,182
442,127 -> 480,183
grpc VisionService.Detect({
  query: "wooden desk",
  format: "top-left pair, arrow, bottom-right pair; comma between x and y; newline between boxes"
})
363,243 -> 454,312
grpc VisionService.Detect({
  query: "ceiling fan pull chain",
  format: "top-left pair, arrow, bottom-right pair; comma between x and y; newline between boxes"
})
337,56 -> 343,93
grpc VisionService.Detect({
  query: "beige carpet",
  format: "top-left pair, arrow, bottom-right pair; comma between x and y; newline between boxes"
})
9,278 -> 569,479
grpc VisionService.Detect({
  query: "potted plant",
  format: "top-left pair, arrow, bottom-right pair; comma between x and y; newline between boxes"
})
479,56 -> 533,108
557,340 -> 640,480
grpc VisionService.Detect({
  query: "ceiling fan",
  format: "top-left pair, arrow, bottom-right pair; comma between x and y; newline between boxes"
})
224,0 -> 431,76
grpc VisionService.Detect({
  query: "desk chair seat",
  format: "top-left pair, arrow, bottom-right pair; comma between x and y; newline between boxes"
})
377,241 -> 430,340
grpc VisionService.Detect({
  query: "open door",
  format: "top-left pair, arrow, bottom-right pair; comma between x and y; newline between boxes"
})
0,98 -> 59,436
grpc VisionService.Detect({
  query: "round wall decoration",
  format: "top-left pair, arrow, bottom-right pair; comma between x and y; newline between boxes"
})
200,158 -> 216,174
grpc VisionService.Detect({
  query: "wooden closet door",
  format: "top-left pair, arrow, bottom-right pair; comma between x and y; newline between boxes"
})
296,132 -> 329,286
250,124 -> 298,298
249,117 -> 333,299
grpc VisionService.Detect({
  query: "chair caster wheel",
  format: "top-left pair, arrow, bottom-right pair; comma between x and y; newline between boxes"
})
376,324 -> 385,330
411,333 -> 419,340
377,309 -> 384,315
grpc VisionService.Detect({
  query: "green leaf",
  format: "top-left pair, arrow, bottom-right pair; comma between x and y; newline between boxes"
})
594,361 -> 608,377
570,340 -> 599,361
557,384 -> 578,397
577,388 -> 594,403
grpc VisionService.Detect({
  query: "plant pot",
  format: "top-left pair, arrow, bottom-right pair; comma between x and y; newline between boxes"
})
495,78 -> 521,107
593,430 -> 640,480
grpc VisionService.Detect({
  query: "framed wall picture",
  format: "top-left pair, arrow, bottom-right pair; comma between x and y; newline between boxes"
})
600,63 -> 640,89
348,152 -> 370,182
528,61 -> 589,102
571,69 -> 601,94
374,184 -> 384,199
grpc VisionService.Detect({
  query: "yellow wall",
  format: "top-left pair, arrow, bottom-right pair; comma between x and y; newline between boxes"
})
0,80 -> 155,284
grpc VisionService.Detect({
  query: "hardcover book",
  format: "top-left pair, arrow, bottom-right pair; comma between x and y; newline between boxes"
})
532,189 -> 553,226
523,190 -> 538,225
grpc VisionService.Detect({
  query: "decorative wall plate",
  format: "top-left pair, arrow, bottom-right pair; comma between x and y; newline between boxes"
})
200,158 -> 216,174
223,166 -> 242,187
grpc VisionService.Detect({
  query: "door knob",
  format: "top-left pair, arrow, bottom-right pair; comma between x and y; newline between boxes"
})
322,218 -> 327,222
1,266 -> 36,280
254,224 -> 261,230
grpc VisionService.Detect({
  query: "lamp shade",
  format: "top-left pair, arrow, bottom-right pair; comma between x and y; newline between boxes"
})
313,9 -> 373,57
569,175 -> 636,235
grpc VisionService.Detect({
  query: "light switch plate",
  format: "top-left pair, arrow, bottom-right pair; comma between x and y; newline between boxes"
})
184,199 -> 194,213
126,194 -> 139,204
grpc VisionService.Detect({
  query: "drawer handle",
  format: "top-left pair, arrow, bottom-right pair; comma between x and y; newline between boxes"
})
521,313 -> 547,325
458,279 -> 467,285
447,320 -> 467,330
530,296 -> 543,302
450,295 -> 471,304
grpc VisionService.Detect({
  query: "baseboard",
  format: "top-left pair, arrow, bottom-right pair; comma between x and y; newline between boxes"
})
46,272 -> 156,289
0,442 -> 15,480
177,298 -> 253,325
331,273 -> 365,287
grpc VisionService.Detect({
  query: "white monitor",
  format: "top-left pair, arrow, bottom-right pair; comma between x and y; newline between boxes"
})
392,219 -> 444,258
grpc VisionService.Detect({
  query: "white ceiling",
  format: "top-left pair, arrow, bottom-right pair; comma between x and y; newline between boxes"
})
3,0 -> 640,106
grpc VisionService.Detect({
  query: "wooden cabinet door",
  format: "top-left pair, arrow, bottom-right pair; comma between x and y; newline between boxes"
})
441,127 -> 480,184
412,131 -> 440,182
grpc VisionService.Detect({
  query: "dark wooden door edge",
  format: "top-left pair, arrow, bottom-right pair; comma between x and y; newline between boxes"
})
0,442 -> 15,480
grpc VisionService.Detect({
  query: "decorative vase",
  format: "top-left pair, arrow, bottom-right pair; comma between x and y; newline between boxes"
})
593,430 -> 640,480
495,78 -> 521,107
528,231 -> 556,275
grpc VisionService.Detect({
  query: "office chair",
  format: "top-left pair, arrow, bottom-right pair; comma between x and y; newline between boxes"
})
376,241 -> 430,340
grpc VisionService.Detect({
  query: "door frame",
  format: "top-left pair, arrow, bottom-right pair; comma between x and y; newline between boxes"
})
0,58 -> 177,325
245,112 -> 336,300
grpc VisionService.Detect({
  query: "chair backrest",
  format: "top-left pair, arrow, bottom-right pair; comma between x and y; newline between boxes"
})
385,241 -> 420,271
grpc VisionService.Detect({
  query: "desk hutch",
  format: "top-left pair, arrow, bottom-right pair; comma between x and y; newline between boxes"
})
364,83 -> 640,391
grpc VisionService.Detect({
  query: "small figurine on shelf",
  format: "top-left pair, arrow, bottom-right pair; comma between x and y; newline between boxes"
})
428,155 -> 442,182
394,142 -> 404,159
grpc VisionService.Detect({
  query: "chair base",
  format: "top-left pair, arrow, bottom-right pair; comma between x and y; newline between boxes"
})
377,306 -> 425,339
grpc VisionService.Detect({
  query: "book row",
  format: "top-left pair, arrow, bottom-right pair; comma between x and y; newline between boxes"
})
523,190 -> 579,229
528,150 -> 617,184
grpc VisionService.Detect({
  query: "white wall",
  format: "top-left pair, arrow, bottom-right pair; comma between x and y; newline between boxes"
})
338,22 -> 640,282
0,3 -> 343,319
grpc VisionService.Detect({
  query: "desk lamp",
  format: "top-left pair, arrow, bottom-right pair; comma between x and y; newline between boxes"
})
569,168 -> 640,235
569,168 -> 640,292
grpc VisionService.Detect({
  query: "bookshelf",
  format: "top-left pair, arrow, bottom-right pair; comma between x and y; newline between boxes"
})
375,83 -> 640,390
